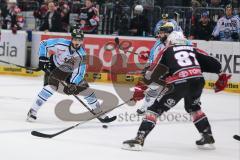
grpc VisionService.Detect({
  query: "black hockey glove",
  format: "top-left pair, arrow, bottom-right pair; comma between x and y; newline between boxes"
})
63,83 -> 78,95
231,32 -> 239,40
39,57 -> 51,73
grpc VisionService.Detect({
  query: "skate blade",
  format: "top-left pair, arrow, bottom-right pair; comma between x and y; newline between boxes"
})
197,144 -> 216,150
121,143 -> 143,151
26,117 -> 36,122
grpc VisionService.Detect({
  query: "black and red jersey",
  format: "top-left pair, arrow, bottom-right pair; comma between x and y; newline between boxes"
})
149,45 -> 221,84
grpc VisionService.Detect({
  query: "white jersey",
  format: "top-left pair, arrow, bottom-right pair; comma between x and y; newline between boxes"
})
39,38 -> 87,85
212,16 -> 240,41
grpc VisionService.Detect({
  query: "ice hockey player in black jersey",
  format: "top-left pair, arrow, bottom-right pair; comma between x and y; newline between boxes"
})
122,31 -> 231,151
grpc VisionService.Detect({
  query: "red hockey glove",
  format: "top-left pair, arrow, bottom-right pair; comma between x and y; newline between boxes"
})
132,81 -> 148,101
139,51 -> 150,61
214,73 -> 232,93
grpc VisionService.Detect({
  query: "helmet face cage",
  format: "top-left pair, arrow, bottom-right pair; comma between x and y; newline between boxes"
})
155,25 -> 173,38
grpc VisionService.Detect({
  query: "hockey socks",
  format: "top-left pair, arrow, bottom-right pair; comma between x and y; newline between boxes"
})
191,110 -> 212,135
27,85 -> 55,121
83,89 -> 115,121
191,110 -> 215,149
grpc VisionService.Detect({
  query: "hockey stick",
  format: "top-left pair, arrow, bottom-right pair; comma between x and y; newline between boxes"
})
31,98 -> 133,138
104,37 -> 140,55
57,80 -> 116,123
0,59 -> 41,71
233,135 -> 240,141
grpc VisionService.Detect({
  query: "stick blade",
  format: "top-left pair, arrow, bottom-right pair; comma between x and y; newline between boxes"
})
31,131 -> 54,138
98,116 -> 117,123
233,135 -> 240,141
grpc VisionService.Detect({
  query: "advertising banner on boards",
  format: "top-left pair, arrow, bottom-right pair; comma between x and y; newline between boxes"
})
0,30 -> 27,66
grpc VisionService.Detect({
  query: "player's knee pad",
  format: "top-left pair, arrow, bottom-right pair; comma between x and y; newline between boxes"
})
146,87 -> 160,98
141,88 -> 159,108
143,110 -> 159,124
190,110 -> 206,124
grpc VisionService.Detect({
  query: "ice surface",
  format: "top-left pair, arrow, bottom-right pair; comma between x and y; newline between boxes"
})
0,75 -> 239,160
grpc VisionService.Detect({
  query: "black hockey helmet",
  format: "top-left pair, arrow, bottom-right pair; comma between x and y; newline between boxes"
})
155,22 -> 174,37
70,25 -> 84,40
159,22 -> 174,33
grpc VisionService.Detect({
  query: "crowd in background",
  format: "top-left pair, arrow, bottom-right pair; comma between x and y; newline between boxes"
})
0,0 -> 240,41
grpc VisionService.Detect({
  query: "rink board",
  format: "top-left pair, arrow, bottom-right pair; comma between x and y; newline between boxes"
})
0,31 -> 239,92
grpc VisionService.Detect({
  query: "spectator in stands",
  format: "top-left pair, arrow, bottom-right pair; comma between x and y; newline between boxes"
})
57,0 -> 70,32
39,0 -> 63,32
1,0 -> 24,33
208,0 -> 224,7
232,1 -> 240,18
212,4 -> 240,41
0,0 -> 6,28
192,0 -> 202,8
33,2 -> 48,24
76,0 -> 99,34
129,5 -> 150,36
190,11 -> 215,40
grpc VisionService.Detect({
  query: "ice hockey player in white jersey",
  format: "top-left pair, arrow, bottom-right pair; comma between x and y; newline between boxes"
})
137,22 -> 191,115
136,22 -> 174,115
26,25 -> 116,123
212,5 -> 240,41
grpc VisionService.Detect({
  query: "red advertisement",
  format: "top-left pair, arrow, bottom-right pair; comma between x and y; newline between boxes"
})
41,34 -> 155,74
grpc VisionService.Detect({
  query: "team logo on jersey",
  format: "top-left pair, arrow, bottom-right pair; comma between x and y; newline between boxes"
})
164,98 -> 175,108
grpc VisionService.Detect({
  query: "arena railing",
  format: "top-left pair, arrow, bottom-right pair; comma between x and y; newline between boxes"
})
18,1 -> 39,11
20,5 -> 226,37
193,7 -> 225,23
163,6 -> 193,37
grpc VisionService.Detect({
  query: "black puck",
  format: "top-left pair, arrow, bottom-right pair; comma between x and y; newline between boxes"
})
102,125 -> 108,129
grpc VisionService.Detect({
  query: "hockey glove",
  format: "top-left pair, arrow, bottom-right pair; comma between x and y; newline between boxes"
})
63,83 -> 78,95
139,51 -> 150,61
39,57 -> 51,73
132,81 -> 148,102
214,73 -> 232,93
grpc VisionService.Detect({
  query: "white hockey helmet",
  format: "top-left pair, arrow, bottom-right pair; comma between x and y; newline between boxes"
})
134,5 -> 144,14
166,31 -> 187,46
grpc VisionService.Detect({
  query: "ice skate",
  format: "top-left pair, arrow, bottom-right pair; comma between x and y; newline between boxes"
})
122,136 -> 145,151
26,109 -> 37,122
196,133 -> 215,150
